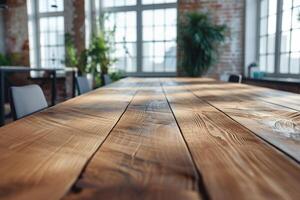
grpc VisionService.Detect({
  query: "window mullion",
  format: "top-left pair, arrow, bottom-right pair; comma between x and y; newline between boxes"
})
256,0 -> 261,64
136,0 -> 142,73
274,0 -> 283,74
35,0 -> 41,69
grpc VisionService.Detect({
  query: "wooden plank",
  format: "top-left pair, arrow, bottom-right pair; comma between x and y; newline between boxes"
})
162,79 -> 300,200
0,78 -> 139,200
179,78 -> 300,162
65,79 -> 202,200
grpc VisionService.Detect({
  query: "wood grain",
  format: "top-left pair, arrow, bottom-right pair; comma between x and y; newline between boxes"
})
162,79 -> 300,200
0,78 -> 139,200
179,78 -> 300,162
1,77 -> 300,200
65,79 -> 202,200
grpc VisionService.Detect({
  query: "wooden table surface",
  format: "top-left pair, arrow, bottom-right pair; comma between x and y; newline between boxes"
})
0,78 -> 299,200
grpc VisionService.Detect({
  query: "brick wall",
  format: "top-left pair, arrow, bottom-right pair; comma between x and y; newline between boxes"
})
177,0 -> 245,78
65,0 -> 86,54
3,0 -> 29,66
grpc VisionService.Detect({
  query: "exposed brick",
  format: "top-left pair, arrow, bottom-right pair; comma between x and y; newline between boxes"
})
177,0 -> 245,78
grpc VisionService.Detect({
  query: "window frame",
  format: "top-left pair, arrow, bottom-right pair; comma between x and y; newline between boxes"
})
257,0 -> 300,78
99,0 -> 178,76
28,0 -> 65,72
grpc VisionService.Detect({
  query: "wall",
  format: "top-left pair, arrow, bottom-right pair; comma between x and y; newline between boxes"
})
65,0 -> 86,54
0,10 -> 5,53
177,0 -> 245,78
3,0 -> 29,66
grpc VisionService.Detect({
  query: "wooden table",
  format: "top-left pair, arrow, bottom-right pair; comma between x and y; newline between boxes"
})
0,78 -> 299,200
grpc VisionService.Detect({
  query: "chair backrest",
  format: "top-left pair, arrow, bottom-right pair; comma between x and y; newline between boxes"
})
228,74 -> 242,83
103,74 -> 112,85
76,76 -> 91,95
10,84 -> 48,120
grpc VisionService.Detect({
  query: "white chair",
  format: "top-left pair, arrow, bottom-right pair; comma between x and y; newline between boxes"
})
76,76 -> 91,95
9,84 -> 48,120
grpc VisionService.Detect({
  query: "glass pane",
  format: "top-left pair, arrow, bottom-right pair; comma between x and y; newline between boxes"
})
143,0 -> 176,4
260,18 -> 267,36
126,28 -> 136,42
268,0 -> 277,16
282,10 -> 292,31
143,57 -> 154,72
281,31 -> 290,53
116,12 -> 126,28
104,13 -> 116,31
283,0 -> 293,10
153,57 -> 164,71
126,12 -> 136,27
125,0 -> 137,6
267,54 -> 275,73
165,57 -> 176,72
291,29 -> 300,52
260,0 -> 268,18
165,26 -> 177,40
143,42 -> 154,57
154,42 -> 165,56
290,53 -> 300,74
294,0 -> 300,7
125,42 -> 137,57
260,36 -> 267,54
292,7 -> 300,29
267,34 -> 276,53
154,26 -> 165,40
165,9 -> 177,26
103,0 -> 114,7
115,27 -> 125,42
268,15 -> 277,34
280,53 -> 289,73
143,10 -> 154,26
39,0 -> 64,13
165,41 -> 176,57
114,57 -> 126,71
115,0 -> 125,7
259,55 -> 267,71
154,10 -> 165,26
126,57 -> 137,72
143,27 -> 154,41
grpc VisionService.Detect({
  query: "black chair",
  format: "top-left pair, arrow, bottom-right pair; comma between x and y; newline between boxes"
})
103,74 -> 112,85
9,84 -> 48,120
76,76 -> 91,95
228,74 -> 242,83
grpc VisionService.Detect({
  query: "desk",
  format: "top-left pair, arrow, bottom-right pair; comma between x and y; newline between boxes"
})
0,78 -> 299,200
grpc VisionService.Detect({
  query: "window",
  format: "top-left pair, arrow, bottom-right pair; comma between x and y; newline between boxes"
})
27,0 -> 65,70
258,0 -> 300,76
104,11 -> 137,72
280,0 -> 300,74
259,0 -> 277,73
101,0 -> 177,74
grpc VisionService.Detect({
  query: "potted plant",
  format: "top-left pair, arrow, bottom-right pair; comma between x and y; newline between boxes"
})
178,12 -> 227,77
88,29 -> 116,86
65,33 -> 88,76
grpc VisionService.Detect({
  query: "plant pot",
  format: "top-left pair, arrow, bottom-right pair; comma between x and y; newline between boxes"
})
86,73 -> 94,89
